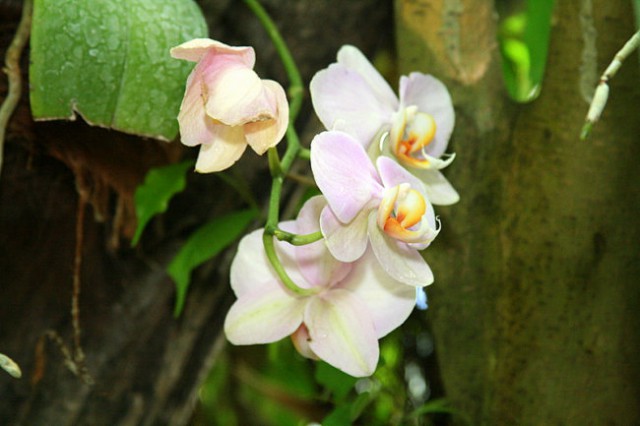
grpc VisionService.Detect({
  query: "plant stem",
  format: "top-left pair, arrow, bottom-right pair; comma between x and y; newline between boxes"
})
0,0 -> 32,179
273,229 -> 323,245
245,0 -> 321,295
243,0 -> 304,121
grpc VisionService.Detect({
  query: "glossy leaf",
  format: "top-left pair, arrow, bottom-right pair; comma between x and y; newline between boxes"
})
498,0 -> 555,102
131,160 -> 194,246
29,0 -> 207,140
168,209 -> 257,317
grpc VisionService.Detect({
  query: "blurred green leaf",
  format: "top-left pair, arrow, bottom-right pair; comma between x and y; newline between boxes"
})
408,398 -> 454,417
315,361 -> 357,401
29,0 -> 207,139
197,351 -> 239,426
168,209 -> 257,317
132,160 -> 194,246
499,0 -> 554,102
407,398 -> 472,425
322,404 -> 352,426
264,340 -> 317,399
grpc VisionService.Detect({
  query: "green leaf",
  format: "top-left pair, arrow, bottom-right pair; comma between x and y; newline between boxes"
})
132,160 -> 194,246
168,209 -> 257,317
407,398 -> 472,425
498,0 -> 554,102
315,361 -> 357,401
322,404 -> 352,426
265,340 -> 317,400
29,0 -> 207,140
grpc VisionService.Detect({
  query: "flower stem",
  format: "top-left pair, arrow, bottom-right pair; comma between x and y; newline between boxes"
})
273,229 -> 323,245
245,0 -> 321,295
242,0 -> 304,121
298,147 -> 311,160
262,233 -> 315,296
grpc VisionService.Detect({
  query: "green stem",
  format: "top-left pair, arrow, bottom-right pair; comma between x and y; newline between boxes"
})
273,229 -> 323,246
245,0 -> 321,295
243,0 -> 304,121
298,147 -> 311,160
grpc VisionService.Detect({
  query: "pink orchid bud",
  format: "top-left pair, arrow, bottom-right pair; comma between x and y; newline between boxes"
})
171,38 -> 289,172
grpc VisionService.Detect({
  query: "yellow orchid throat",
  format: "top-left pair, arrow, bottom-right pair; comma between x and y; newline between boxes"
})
377,183 -> 432,244
391,106 -> 437,169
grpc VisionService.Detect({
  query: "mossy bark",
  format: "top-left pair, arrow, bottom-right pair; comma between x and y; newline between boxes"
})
396,0 -> 640,424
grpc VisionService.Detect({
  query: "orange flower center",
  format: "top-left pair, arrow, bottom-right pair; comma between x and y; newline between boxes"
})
377,183 -> 432,244
391,107 -> 437,169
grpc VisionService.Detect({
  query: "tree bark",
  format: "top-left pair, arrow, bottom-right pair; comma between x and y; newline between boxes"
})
396,0 -> 640,424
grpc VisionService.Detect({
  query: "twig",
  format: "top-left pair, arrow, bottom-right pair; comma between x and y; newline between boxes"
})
0,0 -> 33,177
581,30 -> 640,139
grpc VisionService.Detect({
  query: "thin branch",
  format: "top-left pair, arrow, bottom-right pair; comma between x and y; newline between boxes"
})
0,0 -> 33,178
581,30 -> 640,139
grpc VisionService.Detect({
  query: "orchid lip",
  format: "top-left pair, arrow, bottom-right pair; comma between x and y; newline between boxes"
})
376,183 -> 437,245
389,106 -> 455,170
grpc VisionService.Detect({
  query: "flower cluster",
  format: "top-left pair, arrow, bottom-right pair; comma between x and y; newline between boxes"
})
172,40 -> 457,377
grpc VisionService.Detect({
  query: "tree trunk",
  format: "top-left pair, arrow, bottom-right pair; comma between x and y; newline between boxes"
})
0,0 -> 392,424
396,0 -> 640,424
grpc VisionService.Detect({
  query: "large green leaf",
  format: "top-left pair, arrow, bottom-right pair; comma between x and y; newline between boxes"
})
168,209 -> 257,317
132,160 -> 194,246
29,0 -> 207,140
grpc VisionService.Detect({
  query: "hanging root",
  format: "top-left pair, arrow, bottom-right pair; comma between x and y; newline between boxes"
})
581,30 -> 640,139
0,0 -> 32,178
31,196 -> 94,386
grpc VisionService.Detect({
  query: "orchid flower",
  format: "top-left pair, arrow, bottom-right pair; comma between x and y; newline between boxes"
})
171,38 -> 289,173
310,45 -> 458,205
311,131 -> 439,287
224,196 -> 417,377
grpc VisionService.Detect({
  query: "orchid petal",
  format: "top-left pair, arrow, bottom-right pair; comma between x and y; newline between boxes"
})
311,131 -> 383,223
231,227 -> 317,297
230,229 -> 275,297
203,64 -> 277,126
320,205 -> 370,263
176,70 -> 217,147
194,125 -> 247,173
409,152 -> 456,171
376,156 -> 426,194
399,73 -> 454,159
310,65 -> 396,146
368,215 -> 434,287
224,286 -> 305,345
411,169 -> 460,206
291,324 -> 320,360
336,45 -> 398,110
305,289 -> 379,377
171,38 -> 255,67
243,79 -> 289,154
295,197 -> 352,287
337,247 -> 415,338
